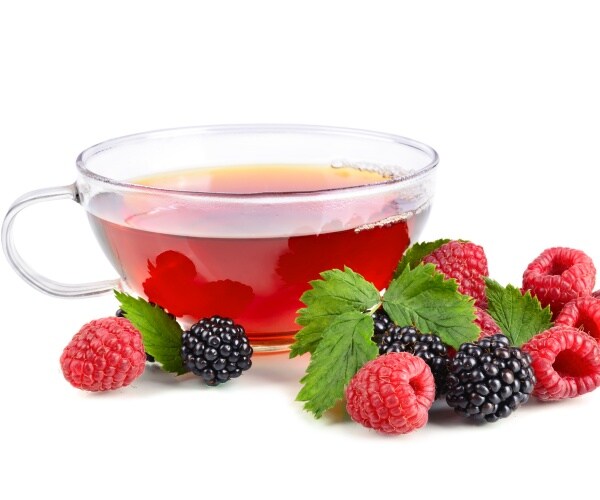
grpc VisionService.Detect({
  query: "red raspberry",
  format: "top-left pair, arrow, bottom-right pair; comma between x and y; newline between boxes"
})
555,297 -> 600,342
522,325 -> 600,401
60,317 -> 146,391
522,247 -> 596,317
422,241 -> 489,308
345,352 -> 435,435
475,306 -> 501,339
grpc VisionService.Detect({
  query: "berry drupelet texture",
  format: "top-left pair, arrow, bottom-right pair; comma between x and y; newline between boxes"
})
60,317 -> 146,391
116,308 -> 155,362
373,311 -> 450,398
522,247 -> 596,317
475,306 -> 501,339
346,352 -> 436,435
181,315 -> 253,386
555,297 -> 600,343
372,308 -> 394,346
522,325 -> 600,401
446,334 -> 535,422
422,240 -> 489,308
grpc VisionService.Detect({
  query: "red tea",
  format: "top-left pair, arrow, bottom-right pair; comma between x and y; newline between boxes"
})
88,164 -> 429,348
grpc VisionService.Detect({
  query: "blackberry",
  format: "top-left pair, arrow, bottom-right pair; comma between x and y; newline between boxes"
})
375,319 -> 450,398
181,315 -> 253,386
116,308 -> 155,362
372,308 -> 394,346
446,333 -> 536,423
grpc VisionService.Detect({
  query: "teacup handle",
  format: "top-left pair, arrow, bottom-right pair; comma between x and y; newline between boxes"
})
2,184 -> 120,297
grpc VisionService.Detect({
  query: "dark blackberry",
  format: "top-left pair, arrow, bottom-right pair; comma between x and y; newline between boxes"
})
116,308 -> 155,362
372,308 -> 393,346
376,320 -> 450,398
181,315 -> 253,386
446,333 -> 536,423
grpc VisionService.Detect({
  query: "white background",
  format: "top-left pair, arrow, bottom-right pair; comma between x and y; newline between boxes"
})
1,1 -> 598,498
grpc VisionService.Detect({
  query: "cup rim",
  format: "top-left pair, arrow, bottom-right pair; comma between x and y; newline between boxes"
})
76,124 -> 439,201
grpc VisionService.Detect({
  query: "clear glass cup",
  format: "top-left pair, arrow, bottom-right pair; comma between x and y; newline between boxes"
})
2,125 -> 438,351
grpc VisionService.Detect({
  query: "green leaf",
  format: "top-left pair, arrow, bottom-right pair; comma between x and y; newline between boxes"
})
299,267 -> 381,317
115,290 -> 186,374
383,263 -> 479,349
296,311 -> 378,418
289,317 -> 331,359
289,267 -> 381,358
393,239 -> 451,278
485,278 -> 553,346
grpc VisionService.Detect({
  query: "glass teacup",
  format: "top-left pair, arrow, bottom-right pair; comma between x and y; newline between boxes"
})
2,125 -> 438,351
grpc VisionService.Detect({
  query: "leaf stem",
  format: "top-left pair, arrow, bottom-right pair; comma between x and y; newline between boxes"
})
364,300 -> 383,315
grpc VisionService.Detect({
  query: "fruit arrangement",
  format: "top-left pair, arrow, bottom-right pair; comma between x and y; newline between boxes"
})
60,294 -> 254,390
58,239 -> 600,437
291,241 -> 600,434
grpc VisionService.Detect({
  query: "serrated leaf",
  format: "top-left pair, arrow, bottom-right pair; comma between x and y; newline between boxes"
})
289,267 -> 381,358
289,317 -> 331,358
299,267 -> 381,317
296,311 -> 378,418
393,239 -> 451,278
383,263 -> 479,349
485,278 -> 553,346
115,290 -> 186,374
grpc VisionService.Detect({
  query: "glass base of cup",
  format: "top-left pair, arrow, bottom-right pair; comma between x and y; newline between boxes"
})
247,332 -> 296,354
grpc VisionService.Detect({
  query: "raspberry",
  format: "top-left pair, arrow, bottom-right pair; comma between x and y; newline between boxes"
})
181,316 -> 253,386
345,352 -> 435,435
555,297 -> 600,342
475,306 -> 501,339
376,322 -> 450,398
60,317 -> 146,391
522,247 -> 596,317
422,241 -> 489,308
522,325 -> 600,401
446,334 -> 535,422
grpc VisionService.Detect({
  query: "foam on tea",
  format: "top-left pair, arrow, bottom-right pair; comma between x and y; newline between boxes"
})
88,164 -> 429,347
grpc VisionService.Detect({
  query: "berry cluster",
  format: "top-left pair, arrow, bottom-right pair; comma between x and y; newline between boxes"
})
56,238 -> 600,441
346,241 -> 600,435
521,247 -> 600,401
359,325 -> 533,432
61,305 -> 253,391
373,310 -> 449,398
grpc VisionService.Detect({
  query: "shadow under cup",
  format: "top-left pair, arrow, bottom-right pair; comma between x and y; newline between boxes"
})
3,125 -> 438,352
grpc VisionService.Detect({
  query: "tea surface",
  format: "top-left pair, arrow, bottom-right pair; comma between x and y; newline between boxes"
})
133,163 -> 392,193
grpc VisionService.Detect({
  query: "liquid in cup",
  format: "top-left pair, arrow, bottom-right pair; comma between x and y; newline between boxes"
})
88,164 -> 430,347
